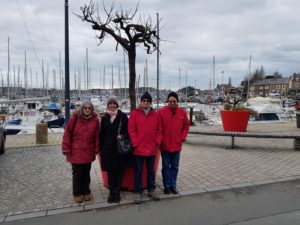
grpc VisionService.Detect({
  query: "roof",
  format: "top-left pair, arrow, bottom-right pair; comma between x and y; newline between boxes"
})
251,77 -> 289,86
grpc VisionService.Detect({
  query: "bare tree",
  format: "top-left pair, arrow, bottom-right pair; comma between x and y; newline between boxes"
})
78,1 -> 158,110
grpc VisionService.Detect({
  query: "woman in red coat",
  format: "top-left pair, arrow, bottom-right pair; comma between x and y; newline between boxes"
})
62,101 -> 99,203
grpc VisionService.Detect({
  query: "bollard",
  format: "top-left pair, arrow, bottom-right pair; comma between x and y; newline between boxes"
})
36,123 -> 48,144
294,138 -> 300,150
297,113 -> 300,128
189,107 -> 194,126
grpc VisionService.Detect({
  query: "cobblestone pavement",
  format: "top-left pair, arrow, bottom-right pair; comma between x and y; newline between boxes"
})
1,121 -> 300,222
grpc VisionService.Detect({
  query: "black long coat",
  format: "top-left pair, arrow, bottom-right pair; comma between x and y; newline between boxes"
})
99,110 -> 133,171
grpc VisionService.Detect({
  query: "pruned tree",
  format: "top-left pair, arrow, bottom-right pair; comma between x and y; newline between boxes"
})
77,1 -> 159,110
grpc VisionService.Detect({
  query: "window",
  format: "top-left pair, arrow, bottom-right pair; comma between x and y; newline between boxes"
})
282,85 -> 286,89
265,86 -> 269,90
276,85 -> 280,89
259,86 -> 264,90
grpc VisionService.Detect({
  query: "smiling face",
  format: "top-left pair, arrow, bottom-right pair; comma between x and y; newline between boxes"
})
83,103 -> 92,116
141,99 -> 151,109
168,96 -> 178,109
108,102 -> 118,111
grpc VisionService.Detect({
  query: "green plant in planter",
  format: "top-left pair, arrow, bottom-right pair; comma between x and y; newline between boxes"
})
223,102 -> 258,117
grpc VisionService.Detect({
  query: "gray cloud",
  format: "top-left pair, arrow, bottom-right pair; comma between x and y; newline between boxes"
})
1,0 -> 300,91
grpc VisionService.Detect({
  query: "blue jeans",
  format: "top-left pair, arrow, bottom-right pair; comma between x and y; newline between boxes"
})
161,151 -> 180,189
134,155 -> 156,193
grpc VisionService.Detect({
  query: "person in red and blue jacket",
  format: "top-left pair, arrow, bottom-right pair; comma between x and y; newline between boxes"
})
158,92 -> 190,195
128,91 -> 162,204
62,101 -> 99,203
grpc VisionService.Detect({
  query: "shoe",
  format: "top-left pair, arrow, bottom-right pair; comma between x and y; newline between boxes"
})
170,187 -> 178,194
148,190 -> 160,201
107,195 -> 115,203
134,193 -> 142,204
73,195 -> 83,203
114,194 -> 120,203
164,188 -> 171,195
83,194 -> 92,201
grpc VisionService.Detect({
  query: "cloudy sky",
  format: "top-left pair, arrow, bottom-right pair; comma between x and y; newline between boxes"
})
1,0 -> 300,91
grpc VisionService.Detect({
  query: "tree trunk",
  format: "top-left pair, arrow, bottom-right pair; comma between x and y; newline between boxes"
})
128,48 -> 136,111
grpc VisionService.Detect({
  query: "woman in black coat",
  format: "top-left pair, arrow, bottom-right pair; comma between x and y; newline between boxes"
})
99,96 -> 132,203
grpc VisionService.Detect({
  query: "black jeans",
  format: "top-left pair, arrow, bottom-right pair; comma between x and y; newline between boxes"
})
71,163 -> 91,196
107,170 -> 124,195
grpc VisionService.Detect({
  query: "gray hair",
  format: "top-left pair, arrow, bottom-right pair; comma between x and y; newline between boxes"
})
79,101 -> 94,116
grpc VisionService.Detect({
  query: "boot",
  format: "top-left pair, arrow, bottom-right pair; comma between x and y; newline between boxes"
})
73,195 -> 83,203
134,193 -> 142,204
114,188 -> 121,203
83,194 -> 92,201
148,189 -> 160,201
107,191 -> 115,203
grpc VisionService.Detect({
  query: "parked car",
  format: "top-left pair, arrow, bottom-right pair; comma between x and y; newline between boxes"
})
0,125 -> 6,154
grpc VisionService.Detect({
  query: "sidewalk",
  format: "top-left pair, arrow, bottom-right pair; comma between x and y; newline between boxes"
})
1,121 -> 300,223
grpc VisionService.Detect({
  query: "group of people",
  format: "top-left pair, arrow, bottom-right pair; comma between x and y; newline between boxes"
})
62,91 -> 190,205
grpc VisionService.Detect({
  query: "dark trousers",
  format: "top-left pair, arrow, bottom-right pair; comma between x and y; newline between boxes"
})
107,170 -> 124,196
134,155 -> 156,193
71,163 -> 91,196
161,151 -> 180,189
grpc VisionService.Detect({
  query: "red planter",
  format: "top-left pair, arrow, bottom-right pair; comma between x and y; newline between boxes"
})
220,110 -> 250,132
98,151 -> 160,191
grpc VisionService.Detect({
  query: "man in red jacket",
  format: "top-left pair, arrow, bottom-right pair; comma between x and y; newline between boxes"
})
158,92 -> 190,195
128,91 -> 162,204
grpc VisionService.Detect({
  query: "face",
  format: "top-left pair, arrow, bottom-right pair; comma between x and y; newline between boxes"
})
168,97 -> 178,109
141,99 -> 151,109
108,102 -> 118,111
83,104 -> 92,116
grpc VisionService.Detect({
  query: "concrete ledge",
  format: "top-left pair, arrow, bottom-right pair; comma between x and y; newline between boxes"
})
205,185 -> 232,192
180,188 -> 207,196
5,211 -> 46,222
47,206 -> 84,216
230,182 -> 256,189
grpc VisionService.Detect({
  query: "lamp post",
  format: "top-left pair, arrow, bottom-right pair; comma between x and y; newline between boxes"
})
64,0 -> 70,123
156,13 -> 159,109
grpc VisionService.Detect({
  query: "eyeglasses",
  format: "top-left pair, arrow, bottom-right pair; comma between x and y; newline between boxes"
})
84,107 -> 92,110
142,99 -> 150,103
168,100 -> 177,103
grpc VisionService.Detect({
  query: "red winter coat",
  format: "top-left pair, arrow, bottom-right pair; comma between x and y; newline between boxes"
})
62,114 -> 100,164
158,106 -> 190,152
128,107 -> 162,156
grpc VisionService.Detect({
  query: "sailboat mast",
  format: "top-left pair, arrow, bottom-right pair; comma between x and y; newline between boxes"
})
213,56 -> 215,100
123,50 -> 126,98
118,63 -> 121,97
178,67 -> 181,93
86,48 -> 89,91
103,65 -> 106,90
185,70 -> 187,104
111,65 -> 114,95
7,37 -> 10,99
24,50 -> 27,97
247,55 -> 252,104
